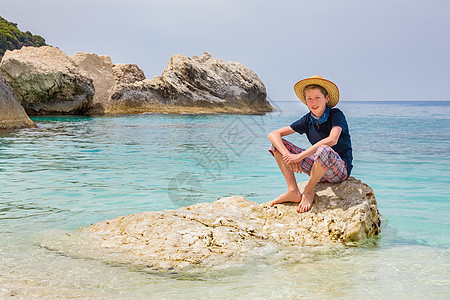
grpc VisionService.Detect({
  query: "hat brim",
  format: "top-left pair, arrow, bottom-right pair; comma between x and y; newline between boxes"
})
294,77 -> 340,108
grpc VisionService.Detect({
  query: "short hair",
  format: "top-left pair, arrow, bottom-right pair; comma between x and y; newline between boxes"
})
303,84 -> 328,98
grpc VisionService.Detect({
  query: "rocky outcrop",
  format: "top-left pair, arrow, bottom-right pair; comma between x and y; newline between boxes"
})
1,48 -> 273,115
0,75 -> 37,129
69,52 -> 116,114
112,63 -> 146,84
0,46 -> 94,115
108,52 -> 274,114
69,53 -> 146,114
48,177 -> 380,270
68,51 -> 273,114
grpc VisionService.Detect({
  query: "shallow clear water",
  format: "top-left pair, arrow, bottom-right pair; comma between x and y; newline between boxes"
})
1,101 -> 449,298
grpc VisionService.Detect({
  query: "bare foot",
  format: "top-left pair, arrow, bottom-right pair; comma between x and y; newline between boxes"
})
269,190 -> 302,207
296,188 -> 315,213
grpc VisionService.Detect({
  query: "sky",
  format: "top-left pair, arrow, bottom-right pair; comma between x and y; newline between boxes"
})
2,0 -> 450,101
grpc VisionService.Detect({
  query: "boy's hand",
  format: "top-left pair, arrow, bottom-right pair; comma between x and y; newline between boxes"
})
290,162 -> 303,173
282,152 -> 302,164
282,153 -> 303,173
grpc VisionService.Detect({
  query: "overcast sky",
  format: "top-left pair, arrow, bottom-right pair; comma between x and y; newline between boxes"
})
2,0 -> 450,101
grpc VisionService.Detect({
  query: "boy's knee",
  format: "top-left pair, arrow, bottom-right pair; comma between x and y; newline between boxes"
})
315,145 -> 332,164
316,145 -> 332,155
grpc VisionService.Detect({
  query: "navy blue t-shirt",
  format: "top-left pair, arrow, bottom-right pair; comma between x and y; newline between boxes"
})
290,107 -> 353,175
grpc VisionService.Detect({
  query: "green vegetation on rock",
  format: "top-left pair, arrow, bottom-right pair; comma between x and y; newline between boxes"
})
0,16 -> 47,60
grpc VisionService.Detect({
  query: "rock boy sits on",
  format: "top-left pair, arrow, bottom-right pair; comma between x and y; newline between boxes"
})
267,75 -> 353,213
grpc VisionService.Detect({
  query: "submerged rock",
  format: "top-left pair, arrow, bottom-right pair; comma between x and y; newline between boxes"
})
0,46 -> 94,115
0,75 -> 37,129
60,177 -> 380,270
109,52 -> 274,114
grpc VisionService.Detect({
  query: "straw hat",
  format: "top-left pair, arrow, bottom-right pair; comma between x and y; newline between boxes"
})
294,75 -> 340,108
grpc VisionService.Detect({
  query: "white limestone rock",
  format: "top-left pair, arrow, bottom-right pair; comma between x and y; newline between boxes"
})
51,177 -> 380,270
1,48 -> 273,115
112,63 -> 146,85
70,52 -> 147,114
109,52 -> 274,114
69,52 -> 116,114
0,75 -> 37,129
0,46 -> 94,115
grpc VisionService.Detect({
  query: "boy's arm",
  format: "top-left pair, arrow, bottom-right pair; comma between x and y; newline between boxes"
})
283,126 -> 342,164
267,126 -> 296,155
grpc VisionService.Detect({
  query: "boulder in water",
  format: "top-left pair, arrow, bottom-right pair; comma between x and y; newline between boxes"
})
54,177 -> 380,270
0,46 -> 94,115
108,52 -> 274,114
0,74 -> 37,129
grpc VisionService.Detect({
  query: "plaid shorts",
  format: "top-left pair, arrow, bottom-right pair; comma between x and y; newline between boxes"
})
269,139 -> 348,183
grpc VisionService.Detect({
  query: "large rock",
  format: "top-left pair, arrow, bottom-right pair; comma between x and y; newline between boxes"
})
2,48 -> 273,115
69,52 -> 146,114
108,52 -> 274,114
0,46 -> 94,115
69,52 -> 116,114
112,63 -> 146,84
47,177 -> 380,270
0,75 -> 37,129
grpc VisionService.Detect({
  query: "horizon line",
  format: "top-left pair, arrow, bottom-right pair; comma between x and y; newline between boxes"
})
269,99 -> 450,102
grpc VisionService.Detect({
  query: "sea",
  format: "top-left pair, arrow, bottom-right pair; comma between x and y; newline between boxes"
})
0,101 -> 449,299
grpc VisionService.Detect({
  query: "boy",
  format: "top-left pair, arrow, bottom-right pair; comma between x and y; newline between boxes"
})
267,75 -> 353,213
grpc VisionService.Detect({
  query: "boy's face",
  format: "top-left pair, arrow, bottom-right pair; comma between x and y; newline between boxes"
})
305,88 -> 329,117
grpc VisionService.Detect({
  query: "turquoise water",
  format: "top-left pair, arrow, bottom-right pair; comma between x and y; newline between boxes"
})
0,101 -> 449,298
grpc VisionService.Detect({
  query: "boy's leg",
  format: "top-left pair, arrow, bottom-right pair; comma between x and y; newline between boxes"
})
297,145 -> 348,213
268,139 -> 306,206
296,160 -> 326,212
268,150 -> 302,206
